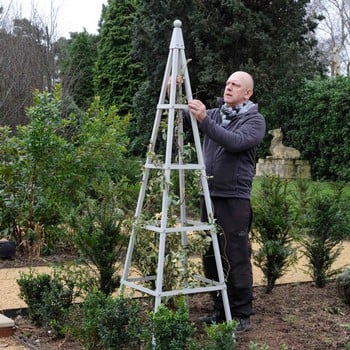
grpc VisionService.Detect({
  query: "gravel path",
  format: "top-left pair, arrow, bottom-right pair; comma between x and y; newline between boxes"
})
0,242 -> 349,310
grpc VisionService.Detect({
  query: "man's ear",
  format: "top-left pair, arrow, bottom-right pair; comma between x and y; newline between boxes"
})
245,89 -> 253,99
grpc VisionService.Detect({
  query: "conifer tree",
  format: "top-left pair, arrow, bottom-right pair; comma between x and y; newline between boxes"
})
60,30 -> 97,110
94,0 -> 143,116
131,0 -> 324,155
131,1 -> 194,154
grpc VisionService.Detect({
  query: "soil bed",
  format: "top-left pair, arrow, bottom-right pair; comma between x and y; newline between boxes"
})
2,280 -> 349,349
1,245 -> 350,349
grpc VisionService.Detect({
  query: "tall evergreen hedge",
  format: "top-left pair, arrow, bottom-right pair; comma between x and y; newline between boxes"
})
130,0 -> 323,155
290,76 -> 350,181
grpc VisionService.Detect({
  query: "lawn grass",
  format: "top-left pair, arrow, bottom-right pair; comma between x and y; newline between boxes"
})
252,177 -> 350,197
252,176 -> 350,241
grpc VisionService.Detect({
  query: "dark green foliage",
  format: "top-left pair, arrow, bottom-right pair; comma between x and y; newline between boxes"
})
69,180 -> 128,295
95,0 -> 144,115
0,88 -> 74,255
142,297 -> 238,350
17,270 -> 74,337
202,321 -> 238,350
72,293 -> 240,349
191,0 -> 323,106
131,1 -> 209,154
242,2 -> 326,158
147,297 -> 195,350
60,30 -> 98,110
76,291 -> 141,350
294,181 -> 350,287
67,96 -> 131,196
131,0 -> 324,155
291,76 -> 350,181
251,1 -> 325,113
0,126 -> 24,238
252,176 -> 297,293
0,87 -> 137,257
17,272 -> 51,325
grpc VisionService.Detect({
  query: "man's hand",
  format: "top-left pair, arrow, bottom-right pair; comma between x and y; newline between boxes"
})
188,99 -> 207,122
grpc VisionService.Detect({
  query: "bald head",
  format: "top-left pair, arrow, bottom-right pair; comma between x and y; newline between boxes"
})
229,71 -> 254,91
224,71 -> 254,107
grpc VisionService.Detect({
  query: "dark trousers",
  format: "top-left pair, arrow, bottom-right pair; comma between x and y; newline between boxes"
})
201,196 -> 253,318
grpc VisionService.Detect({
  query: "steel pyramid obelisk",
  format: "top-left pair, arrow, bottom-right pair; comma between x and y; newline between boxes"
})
120,20 -> 231,321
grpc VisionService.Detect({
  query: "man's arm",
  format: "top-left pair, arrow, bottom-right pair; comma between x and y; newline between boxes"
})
199,114 -> 266,152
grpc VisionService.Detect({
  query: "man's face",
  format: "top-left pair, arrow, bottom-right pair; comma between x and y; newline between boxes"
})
223,72 -> 252,107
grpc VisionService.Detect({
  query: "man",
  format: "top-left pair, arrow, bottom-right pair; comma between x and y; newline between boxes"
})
185,71 -> 266,332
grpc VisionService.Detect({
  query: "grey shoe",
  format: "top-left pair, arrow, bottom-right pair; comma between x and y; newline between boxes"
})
232,317 -> 251,333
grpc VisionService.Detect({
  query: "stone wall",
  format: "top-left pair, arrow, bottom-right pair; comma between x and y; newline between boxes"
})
255,158 -> 311,179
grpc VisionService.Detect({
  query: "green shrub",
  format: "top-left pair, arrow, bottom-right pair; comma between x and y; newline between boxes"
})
292,76 -> 350,182
143,297 -> 238,350
0,87 -> 136,257
0,88 -> 72,256
294,181 -> 349,287
202,320 -> 237,350
68,180 -> 128,296
251,176 -> 297,293
143,297 -> 195,350
75,291 -> 141,350
17,269 -> 74,337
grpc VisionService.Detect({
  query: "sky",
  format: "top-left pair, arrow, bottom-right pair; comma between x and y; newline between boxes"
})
2,0 -> 108,38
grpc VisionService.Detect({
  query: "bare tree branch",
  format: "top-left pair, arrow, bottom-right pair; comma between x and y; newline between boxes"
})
311,0 -> 350,76
0,0 -> 60,128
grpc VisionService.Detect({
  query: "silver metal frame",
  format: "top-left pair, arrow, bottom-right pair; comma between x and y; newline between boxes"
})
120,20 -> 231,322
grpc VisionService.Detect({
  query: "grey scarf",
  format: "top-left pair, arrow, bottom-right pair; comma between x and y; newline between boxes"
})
220,100 -> 254,127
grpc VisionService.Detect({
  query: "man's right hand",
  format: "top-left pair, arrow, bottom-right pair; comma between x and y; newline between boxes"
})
188,99 -> 207,122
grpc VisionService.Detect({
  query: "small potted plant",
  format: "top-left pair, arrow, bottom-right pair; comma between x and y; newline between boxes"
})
0,237 -> 16,259
336,269 -> 350,304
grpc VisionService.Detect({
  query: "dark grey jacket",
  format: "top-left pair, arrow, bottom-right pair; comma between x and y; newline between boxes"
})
185,101 -> 265,199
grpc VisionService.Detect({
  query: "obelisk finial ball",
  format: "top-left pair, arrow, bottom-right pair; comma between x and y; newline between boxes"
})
173,20 -> 182,28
